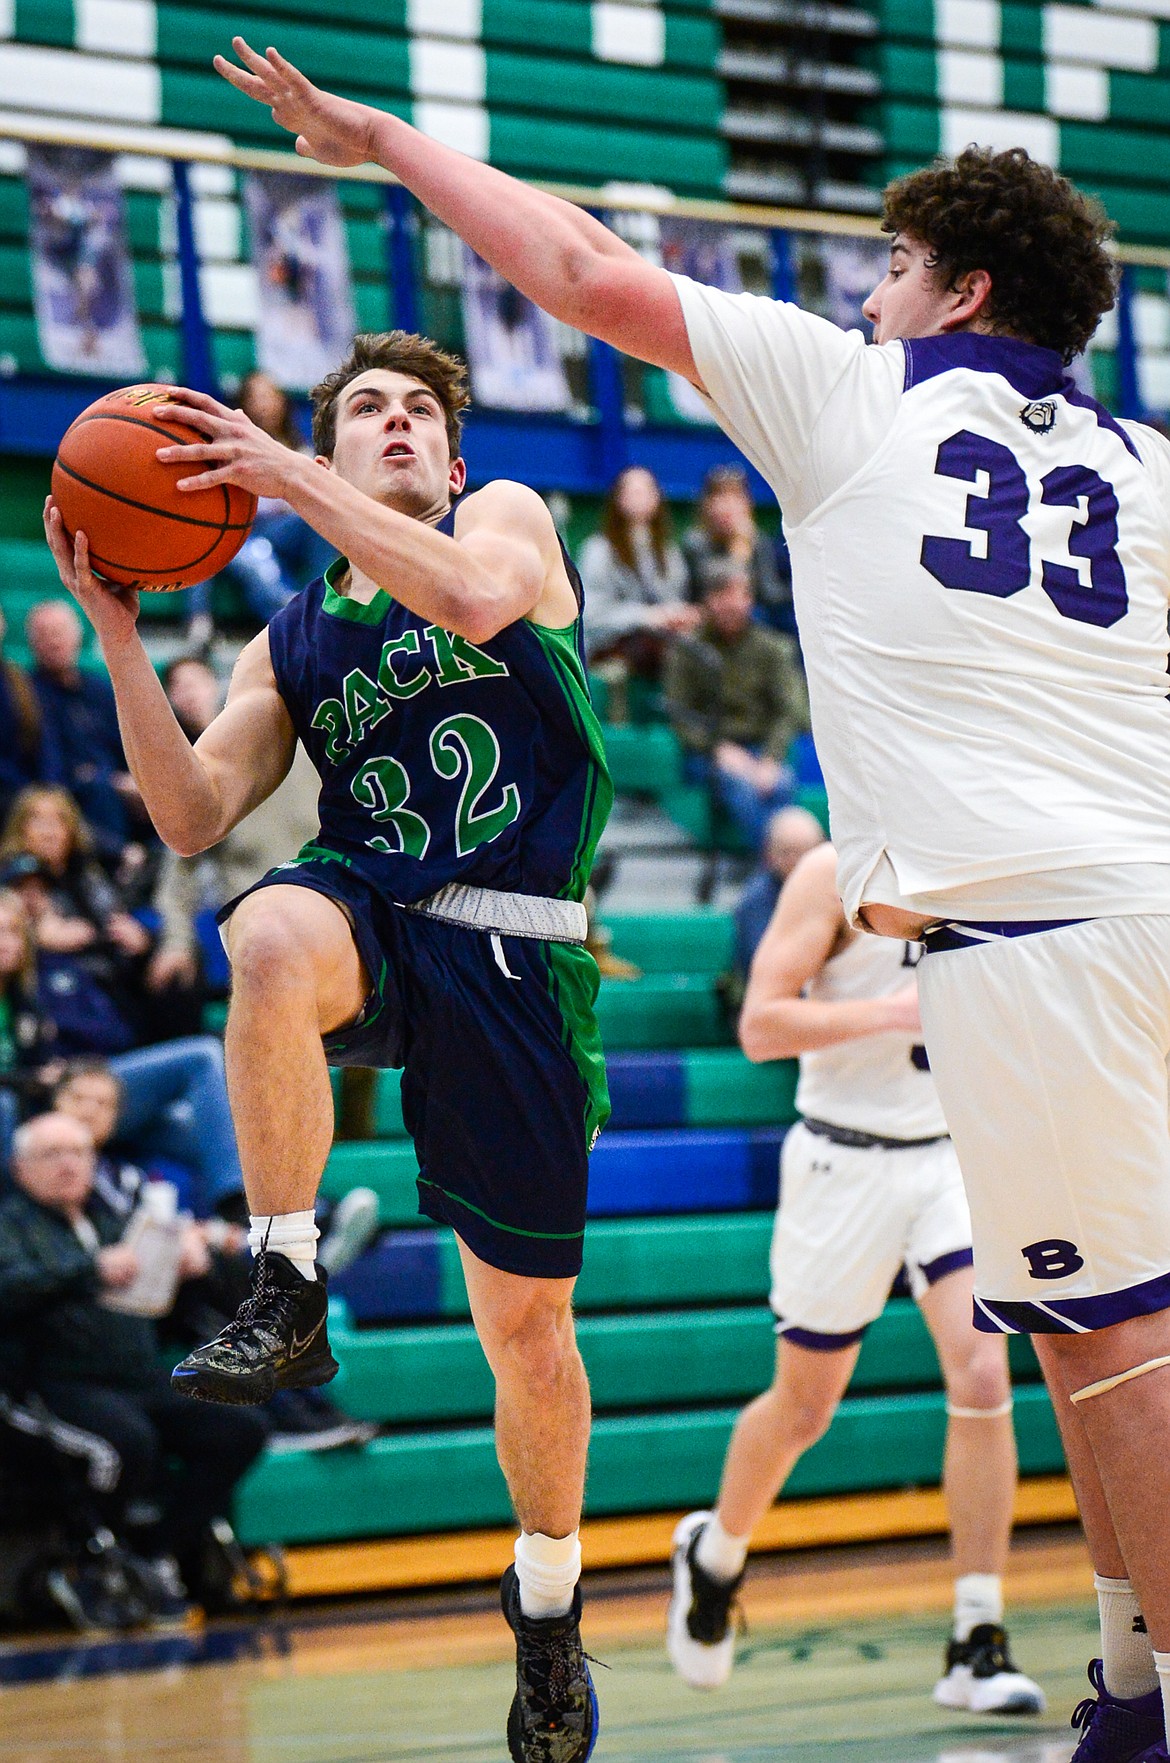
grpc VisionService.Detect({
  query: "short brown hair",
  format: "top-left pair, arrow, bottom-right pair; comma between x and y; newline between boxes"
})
882,146 -> 1117,363
311,332 -> 470,460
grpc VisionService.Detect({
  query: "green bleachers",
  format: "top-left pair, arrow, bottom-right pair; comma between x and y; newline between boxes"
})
605,910 -> 734,974
320,1140 -> 420,1224
595,974 -> 729,1049
600,724 -> 682,796
438,1213 -> 779,1319
236,1383 -> 1061,1546
366,1048 -> 794,1139
328,1296 -> 1043,1426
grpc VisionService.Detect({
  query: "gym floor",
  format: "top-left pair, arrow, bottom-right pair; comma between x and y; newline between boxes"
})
0,1527 -> 1097,1763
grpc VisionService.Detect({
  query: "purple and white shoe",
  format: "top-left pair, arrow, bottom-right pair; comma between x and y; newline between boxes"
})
1070,1659 -> 1165,1763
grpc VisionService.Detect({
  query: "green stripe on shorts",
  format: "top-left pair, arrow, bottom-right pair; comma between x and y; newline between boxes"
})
546,941 -> 611,1151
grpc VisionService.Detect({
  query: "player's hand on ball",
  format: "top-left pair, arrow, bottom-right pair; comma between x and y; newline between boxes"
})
214,37 -> 373,168
42,498 -> 141,637
153,390 -> 299,499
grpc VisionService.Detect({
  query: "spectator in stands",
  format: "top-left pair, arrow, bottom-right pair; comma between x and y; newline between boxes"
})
0,888 -> 61,1168
187,371 -> 336,648
734,805 -> 826,977
49,1057 -> 376,1453
1,796 -> 141,1062
682,465 -> 792,630
0,605 -> 54,824
664,560 -> 810,852
0,1109 -> 268,1611
25,600 -> 144,851
579,466 -> 698,721
50,1048 -> 245,1223
0,785 -> 199,1051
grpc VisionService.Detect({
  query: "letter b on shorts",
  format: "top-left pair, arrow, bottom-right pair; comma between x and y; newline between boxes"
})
1021,1238 -> 1085,1280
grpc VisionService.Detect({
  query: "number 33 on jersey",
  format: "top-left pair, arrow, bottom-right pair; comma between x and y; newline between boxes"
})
267,509 -> 613,908
788,334 -> 1170,915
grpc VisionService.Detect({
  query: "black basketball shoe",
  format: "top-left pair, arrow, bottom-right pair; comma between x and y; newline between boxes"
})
500,1563 -> 598,1763
170,1248 -> 338,1405
934,1622 -> 1045,1714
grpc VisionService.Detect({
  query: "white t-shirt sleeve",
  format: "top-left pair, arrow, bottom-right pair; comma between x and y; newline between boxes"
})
669,273 -> 902,524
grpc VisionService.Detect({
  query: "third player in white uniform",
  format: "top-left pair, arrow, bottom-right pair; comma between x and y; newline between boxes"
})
667,842 -> 1042,1713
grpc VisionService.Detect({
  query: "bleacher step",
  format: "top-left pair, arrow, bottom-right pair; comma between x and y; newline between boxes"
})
235,1384 -> 1062,1547
329,1297 -> 1042,1424
332,1212 -> 779,1322
322,1126 -> 785,1226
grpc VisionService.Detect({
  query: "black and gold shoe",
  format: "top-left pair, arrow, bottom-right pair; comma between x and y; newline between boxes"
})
501,1564 -> 598,1763
170,1249 -> 338,1405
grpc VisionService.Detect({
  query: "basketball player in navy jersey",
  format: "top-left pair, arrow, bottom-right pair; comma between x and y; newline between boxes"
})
43,331 -> 609,1763
218,37 -> 1170,1763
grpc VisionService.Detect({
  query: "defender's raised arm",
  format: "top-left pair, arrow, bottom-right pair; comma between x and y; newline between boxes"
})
214,38 -> 698,382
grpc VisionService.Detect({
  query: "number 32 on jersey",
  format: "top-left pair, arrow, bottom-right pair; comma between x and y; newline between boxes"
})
921,428 -> 1127,628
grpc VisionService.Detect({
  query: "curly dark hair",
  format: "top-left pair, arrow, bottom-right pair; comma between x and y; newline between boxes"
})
882,146 -> 1117,363
311,331 -> 470,459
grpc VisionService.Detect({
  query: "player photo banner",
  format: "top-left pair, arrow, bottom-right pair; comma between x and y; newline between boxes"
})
27,146 -> 146,379
658,220 -> 746,424
243,171 -> 357,391
817,235 -> 889,338
460,246 -> 572,413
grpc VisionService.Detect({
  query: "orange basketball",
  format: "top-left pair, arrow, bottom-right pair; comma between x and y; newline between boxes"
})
51,384 -> 257,593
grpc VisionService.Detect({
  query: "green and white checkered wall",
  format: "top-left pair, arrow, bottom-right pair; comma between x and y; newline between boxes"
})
0,0 -> 722,381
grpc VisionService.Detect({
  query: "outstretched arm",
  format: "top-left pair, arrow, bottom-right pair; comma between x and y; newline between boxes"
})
214,38 -> 699,383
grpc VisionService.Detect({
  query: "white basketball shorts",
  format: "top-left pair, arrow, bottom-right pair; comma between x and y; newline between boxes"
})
769,1120 -> 973,1347
917,914 -> 1170,1334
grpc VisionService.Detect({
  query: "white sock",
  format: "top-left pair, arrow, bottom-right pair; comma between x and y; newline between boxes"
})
952,1572 -> 1004,1643
695,1513 -> 749,1584
248,1211 -> 318,1281
514,1530 -> 581,1620
1098,1574 -> 1158,1699
1153,1650 -> 1170,1744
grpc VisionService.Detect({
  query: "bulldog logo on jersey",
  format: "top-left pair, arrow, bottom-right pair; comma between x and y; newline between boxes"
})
1020,400 -> 1057,434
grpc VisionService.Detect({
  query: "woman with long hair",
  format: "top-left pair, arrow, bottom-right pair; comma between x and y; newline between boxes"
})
578,466 -> 698,717
0,785 -> 146,960
0,606 -> 53,823
0,888 -> 62,1164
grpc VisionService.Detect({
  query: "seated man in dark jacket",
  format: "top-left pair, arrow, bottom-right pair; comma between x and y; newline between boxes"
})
0,1111 -> 268,1604
664,561 -> 811,851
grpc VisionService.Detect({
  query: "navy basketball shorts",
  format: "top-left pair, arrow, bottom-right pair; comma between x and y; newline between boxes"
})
220,857 -> 610,1281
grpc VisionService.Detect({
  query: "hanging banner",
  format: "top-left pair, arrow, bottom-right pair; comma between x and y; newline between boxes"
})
818,235 -> 889,336
27,146 -> 145,378
460,246 -> 571,413
243,172 -> 357,390
658,220 -> 747,423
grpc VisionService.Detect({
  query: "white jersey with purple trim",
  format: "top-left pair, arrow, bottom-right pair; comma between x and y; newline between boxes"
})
795,932 -> 946,1140
669,277 -> 1170,927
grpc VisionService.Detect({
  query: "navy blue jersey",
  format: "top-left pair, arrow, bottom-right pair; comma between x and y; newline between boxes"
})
267,505 -> 612,904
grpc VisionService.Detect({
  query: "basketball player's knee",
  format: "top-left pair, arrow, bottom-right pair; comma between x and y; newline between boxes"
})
228,907 -> 315,998
945,1338 -> 1010,1413
489,1292 -> 578,1395
769,1381 -> 837,1451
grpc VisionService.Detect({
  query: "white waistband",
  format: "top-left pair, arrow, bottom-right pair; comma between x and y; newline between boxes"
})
402,882 -> 588,945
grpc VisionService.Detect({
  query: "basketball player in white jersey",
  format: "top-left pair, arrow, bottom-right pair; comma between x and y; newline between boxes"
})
667,841 -> 1043,1713
222,44 -> 1170,1763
